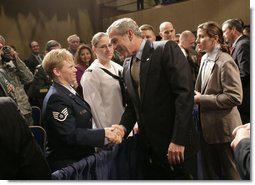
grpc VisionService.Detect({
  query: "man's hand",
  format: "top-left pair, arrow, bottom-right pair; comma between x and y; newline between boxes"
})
104,127 -> 122,144
231,123 -> 250,149
6,83 -> 14,94
167,143 -> 185,165
112,124 -> 125,139
194,90 -> 201,104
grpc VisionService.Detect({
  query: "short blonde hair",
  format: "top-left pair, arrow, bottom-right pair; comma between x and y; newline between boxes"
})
91,32 -> 108,48
42,48 -> 73,79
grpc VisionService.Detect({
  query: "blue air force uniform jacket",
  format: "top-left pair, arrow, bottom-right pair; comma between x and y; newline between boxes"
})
42,82 -> 105,170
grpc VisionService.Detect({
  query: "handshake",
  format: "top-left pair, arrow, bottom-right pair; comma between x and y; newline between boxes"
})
104,124 -> 126,144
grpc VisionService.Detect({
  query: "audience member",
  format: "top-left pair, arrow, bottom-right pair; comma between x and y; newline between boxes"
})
174,33 -> 180,43
107,18 -> 199,180
24,41 -> 44,74
137,0 -> 144,10
67,34 -> 80,57
154,0 -> 161,5
139,24 -> 156,41
81,32 -> 125,129
27,40 -> 61,108
159,21 -> 176,41
0,97 -> 51,179
0,35 -> 34,125
74,44 -> 94,98
179,30 -> 199,84
194,21 -> 242,180
242,25 -> 250,37
222,19 -> 250,124
42,48 -> 120,172
231,123 -> 250,180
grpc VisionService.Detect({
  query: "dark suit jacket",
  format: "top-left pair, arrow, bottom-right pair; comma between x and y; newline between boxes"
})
42,82 -> 105,170
231,35 -> 250,122
120,40 -> 198,164
25,54 -> 44,74
234,138 -> 250,180
0,97 -> 51,179
26,64 -> 52,107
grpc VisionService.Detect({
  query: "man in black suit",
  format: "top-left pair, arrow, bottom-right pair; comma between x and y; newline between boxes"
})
222,19 -> 250,124
107,18 -> 199,180
231,123 -> 250,180
0,97 -> 51,179
25,41 -> 44,74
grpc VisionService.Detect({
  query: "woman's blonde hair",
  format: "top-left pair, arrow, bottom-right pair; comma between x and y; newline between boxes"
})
91,32 -> 108,48
42,48 -> 73,79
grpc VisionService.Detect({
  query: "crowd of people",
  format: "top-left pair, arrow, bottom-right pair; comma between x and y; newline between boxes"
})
0,16 -> 250,180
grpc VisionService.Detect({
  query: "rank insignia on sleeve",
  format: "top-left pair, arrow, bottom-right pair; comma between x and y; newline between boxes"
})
52,108 -> 68,122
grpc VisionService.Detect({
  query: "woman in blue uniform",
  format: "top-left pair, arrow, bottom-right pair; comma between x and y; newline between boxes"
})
42,49 -> 121,172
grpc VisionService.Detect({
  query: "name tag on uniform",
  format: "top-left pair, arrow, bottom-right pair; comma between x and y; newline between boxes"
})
80,109 -> 87,115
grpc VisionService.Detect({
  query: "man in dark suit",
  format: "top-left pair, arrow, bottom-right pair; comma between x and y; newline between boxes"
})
107,18 -> 199,180
222,19 -> 250,124
0,97 -> 51,179
25,41 -> 44,74
26,40 -> 61,108
231,123 -> 250,180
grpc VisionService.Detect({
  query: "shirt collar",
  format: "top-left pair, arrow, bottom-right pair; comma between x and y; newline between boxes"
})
63,84 -> 76,95
232,34 -> 242,48
206,44 -> 220,61
135,39 -> 146,60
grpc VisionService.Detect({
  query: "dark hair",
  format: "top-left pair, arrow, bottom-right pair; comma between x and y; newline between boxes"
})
45,40 -> 61,52
198,21 -> 228,52
74,44 -> 94,67
222,19 -> 243,33
29,40 -> 38,48
235,18 -> 245,29
243,25 -> 250,37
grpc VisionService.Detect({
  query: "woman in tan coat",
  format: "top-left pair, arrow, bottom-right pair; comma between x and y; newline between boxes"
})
194,21 -> 242,180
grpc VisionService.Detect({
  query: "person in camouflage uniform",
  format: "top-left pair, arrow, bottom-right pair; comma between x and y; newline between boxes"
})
0,36 -> 34,125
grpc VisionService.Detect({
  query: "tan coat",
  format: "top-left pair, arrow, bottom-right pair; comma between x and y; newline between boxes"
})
195,51 -> 243,144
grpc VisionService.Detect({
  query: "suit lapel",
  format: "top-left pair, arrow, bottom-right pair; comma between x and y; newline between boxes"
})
200,52 -> 223,93
123,57 -> 140,106
201,61 -> 215,93
140,41 -> 153,105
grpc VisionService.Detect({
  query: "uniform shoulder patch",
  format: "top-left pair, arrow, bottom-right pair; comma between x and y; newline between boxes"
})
52,108 -> 68,122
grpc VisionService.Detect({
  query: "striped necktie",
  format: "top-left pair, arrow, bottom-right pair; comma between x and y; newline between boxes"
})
131,57 -> 141,98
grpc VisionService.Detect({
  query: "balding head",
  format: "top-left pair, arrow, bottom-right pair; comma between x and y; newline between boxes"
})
179,30 -> 196,50
159,21 -> 176,41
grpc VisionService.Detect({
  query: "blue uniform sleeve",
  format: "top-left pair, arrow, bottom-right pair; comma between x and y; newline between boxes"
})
45,94 -> 105,147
